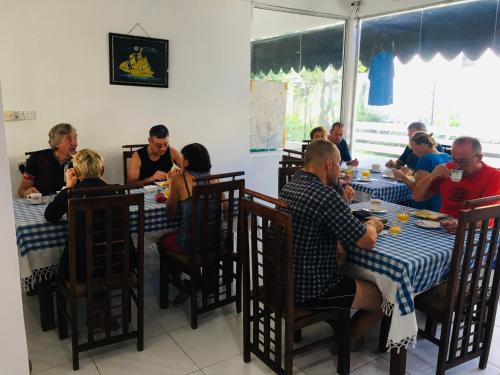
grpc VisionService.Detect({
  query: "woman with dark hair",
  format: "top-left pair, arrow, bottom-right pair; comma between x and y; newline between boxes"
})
161,143 -> 215,252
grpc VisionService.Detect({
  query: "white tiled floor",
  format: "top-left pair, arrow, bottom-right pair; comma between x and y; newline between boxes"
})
23,263 -> 500,374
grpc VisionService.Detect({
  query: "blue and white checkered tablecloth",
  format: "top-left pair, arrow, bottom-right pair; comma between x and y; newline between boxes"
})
14,189 -> 177,290
350,173 -> 412,203
345,201 -> 456,350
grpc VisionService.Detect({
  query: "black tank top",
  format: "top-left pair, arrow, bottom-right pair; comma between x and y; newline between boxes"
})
137,146 -> 173,181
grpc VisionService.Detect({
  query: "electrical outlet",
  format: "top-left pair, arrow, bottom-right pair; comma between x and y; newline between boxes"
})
23,110 -> 36,120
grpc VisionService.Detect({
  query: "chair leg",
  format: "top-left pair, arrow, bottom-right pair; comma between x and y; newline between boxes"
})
235,258 -> 242,314
337,320 -> 350,375
435,341 -> 447,375
159,255 -> 169,309
378,315 -> 391,353
56,288 -> 68,340
424,316 -> 437,338
293,329 -> 303,343
136,287 -> 144,352
70,300 -> 79,371
190,276 -> 198,329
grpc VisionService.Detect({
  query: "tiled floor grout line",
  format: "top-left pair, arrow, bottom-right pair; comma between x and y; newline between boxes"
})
165,330 -> 203,373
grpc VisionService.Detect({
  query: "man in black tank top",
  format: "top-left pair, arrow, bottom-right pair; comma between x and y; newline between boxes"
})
127,125 -> 183,185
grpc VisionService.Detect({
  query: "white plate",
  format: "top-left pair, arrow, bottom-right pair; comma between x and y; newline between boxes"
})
367,207 -> 388,214
154,181 -> 171,188
26,198 -> 48,205
355,178 -> 375,182
143,185 -> 157,193
381,174 -> 395,179
415,220 -> 441,229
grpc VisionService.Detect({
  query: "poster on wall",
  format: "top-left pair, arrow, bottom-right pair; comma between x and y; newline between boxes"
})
109,33 -> 169,88
250,80 -> 287,152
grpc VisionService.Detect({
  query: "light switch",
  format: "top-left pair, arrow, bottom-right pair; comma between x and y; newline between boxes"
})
4,111 -> 15,121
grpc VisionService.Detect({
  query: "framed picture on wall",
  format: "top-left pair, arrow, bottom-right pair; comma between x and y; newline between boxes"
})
109,33 -> 169,88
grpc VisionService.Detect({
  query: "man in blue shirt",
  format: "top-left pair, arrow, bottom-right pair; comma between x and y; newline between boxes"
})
328,122 -> 359,166
386,122 -> 444,171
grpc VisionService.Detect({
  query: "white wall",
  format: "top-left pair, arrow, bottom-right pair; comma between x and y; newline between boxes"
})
0,0 -> 251,196
0,84 -> 29,374
359,0 -> 461,17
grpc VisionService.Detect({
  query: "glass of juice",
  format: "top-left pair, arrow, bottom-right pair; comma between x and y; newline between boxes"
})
362,170 -> 371,179
389,221 -> 402,235
396,210 -> 410,224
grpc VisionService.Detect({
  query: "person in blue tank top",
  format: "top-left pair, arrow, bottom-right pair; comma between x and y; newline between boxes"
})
127,124 -> 183,185
392,132 -> 451,211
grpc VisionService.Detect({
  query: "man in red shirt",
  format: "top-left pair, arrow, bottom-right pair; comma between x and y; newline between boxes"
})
413,136 -> 500,233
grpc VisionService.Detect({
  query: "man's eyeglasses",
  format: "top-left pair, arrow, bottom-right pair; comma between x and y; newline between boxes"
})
452,154 -> 478,164
151,142 -> 169,149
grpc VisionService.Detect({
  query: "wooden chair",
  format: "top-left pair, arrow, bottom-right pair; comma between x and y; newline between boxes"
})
414,195 -> 500,375
55,186 -> 144,370
279,159 -> 304,168
301,140 -> 311,154
158,171 -> 245,329
18,150 -> 38,174
441,144 -> 452,155
122,144 -> 148,184
278,166 -> 302,193
282,148 -> 304,162
241,189 -> 351,375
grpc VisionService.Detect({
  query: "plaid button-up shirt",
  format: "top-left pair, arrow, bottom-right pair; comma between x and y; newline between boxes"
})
279,172 -> 366,304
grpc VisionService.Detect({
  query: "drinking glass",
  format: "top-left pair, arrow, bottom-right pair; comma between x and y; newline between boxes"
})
396,210 -> 410,224
389,221 -> 402,235
362,170 -> 371,179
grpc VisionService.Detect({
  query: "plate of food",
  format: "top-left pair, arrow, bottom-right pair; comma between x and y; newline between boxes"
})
367,207 -> 388,214
412,210 -> 445,221
415,220 -> 441,229
154,180 -> 171,188
143,185 -> 158,193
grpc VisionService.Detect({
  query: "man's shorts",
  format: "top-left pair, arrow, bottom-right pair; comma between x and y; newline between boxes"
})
297,276 -> 356,310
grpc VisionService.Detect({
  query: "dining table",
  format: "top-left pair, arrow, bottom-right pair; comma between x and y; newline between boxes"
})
348,170 -> 412,204
13,188 -> 175,331
345,200 -> 456,374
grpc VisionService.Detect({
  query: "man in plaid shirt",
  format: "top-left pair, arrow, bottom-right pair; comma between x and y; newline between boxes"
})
280,139 -> 384,350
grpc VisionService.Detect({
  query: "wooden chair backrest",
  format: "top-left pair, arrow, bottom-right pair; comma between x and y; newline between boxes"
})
278,166 -> 302,193
67,189 -> 144,341
189,171 -> 245,308
282,148 -> 304,162
441,144 -> 452,155
122,144 -> 148,184
442,196 -> 500,363
241,189 -> 293,370
279,159 -> 304,168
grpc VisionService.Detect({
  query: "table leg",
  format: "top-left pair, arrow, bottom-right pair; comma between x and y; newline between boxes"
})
38,279 -> 55,331
390,347 -> 407,375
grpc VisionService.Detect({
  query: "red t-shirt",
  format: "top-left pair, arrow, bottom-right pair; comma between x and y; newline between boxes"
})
433,162 -> 500,218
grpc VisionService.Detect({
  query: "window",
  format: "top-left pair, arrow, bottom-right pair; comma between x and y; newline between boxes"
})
352,0 -> 500,167
250,8 -> 346,151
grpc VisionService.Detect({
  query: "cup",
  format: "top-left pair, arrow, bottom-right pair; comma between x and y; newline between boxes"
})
372,163 -> 381,172
389,222 -> 402,235
450,169 -> 463,182
361,170 -> 371,179
385,168 -> 394,178
370,198 -> 383,211
26,192 -> 42,204
396,210 -> 410,223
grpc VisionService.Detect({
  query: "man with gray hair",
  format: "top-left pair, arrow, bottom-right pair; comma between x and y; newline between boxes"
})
386,122 -> 443,170
414,136 -> 500,233
18,123 -> 78,197
280,139 -> 384,350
